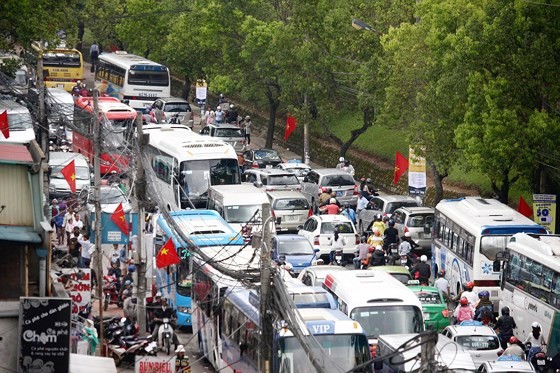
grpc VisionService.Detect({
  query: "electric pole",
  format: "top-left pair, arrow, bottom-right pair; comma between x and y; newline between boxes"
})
259,202 -> 273,373
135,113 -> 147,334
303,93 -> 310,165
420,331 -> 437,373
93,90 -> 105,353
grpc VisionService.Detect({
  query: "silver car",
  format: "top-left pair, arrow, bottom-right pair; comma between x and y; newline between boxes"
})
390,206 -> 434,255
300,168 -> 358,210
242,169 -> 301,192
151,97 -> 194,128
199,123 -> 246,152
357,194 -> 421,233
267,191 -> 311,232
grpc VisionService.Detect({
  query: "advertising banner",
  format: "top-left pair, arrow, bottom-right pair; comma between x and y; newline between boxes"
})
18,297 -> 72,373
135,355 -> 176,373
408,146 -> 427,196
195,79 -> 207,100
90,211 -> 138,244
533,194 -> 557,233
53,269 -> 92,315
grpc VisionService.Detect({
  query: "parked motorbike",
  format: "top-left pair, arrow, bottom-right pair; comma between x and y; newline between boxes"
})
107,330 -> 156,366
158,317 -> 176,355
103,275 -> 121,311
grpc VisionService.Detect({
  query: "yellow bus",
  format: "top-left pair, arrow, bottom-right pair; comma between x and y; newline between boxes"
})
32,42 -> 84,93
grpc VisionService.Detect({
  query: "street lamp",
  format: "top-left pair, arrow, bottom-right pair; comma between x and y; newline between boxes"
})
351,18 -> 382,35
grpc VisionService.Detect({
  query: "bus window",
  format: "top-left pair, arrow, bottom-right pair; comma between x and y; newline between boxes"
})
480,236 -> 509,261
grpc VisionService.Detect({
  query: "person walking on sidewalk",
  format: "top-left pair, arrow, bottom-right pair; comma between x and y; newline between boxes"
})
90,42 -> 100,67
243,116 -> 252,145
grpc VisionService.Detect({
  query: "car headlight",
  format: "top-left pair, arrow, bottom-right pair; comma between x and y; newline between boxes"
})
177,306 -> 191,314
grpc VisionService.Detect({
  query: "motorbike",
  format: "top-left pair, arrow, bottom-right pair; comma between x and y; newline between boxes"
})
158,317 -> 176,355
385,243 -> 398,265
525,342 -> 551,372
94,316 -> 122,340
103,275 -> 121,311
107,330 -> 156,366
332,249 -> 345,266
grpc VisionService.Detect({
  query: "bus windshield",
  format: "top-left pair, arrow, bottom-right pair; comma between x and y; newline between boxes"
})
176,251 -> 192,297
224,205 -> 261,224
179,159 -> 239,199
279,334 -> 370,373
42,52 -> 81,67
350,305 -> 423,338
480,235 -> 510,260
128,69 -> 169,87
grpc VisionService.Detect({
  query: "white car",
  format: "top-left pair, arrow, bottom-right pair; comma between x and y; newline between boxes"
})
297,214 -> 359,262
477,355 -> 536,372
297,265 -> 348,287
276,161 -> 312,178
442,321 -> 503,366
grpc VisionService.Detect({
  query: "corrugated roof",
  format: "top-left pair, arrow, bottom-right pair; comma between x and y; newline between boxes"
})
0,225 -> 41,243
0,143 -> 33,164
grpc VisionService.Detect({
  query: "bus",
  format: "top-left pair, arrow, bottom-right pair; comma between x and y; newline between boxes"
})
154,210 -> 245,329
145,125 -> 240,209
432,197 -> 547,309
321,270 -> 424,351
191,259 -> 372,372
95,51 -> 171,112
499,233 -> 560,355
32,42 -> 84,92
72,96 -> 137,174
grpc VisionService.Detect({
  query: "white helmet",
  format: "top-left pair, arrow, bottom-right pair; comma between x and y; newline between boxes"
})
404,232 -> 412,238
329,198 -> 337,204
284,263 -> 293,271
230,104 -> 234,108
420,255 -> 428,262
175,345 -> 185,353
532,322 -> 541,329
217,106 -> 221,110
339,156 -> 345,162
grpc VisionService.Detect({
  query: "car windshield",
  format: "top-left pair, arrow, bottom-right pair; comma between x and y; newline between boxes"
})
8,113 -> 33,130
164,103 -> 190,112
274,198 -> 310,210
386,201 -> 421,215
391,273 -> 412,284
51,165 -> 90,180
178,159 -> 240,203
320,222 -> 354,234
215,128 -> 243,138
455,335 -> 500,351
415,291 -> 443,305
278,240 -> 313,255
99,187 -> 127,204
322,174 -> 355,187
350,305 -> 424,338
224,205 -> 261,224
254,149 -> 281,160
267,175 -> 300,186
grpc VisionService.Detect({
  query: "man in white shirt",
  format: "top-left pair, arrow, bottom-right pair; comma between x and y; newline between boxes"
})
434,271 -> 450,300
79,233 -> 93,268
356,193 -> 369,213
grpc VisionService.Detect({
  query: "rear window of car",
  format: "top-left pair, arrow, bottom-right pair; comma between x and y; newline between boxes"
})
254,150 -> 281,160
320,222 -> 354,234
407,214 -> 434,228
455,336 -> 500,351
215,128 -> 243,138
267,174 -> 300,186
386,201 -> 421,215
415,291 -> 442,305
274,198 -> 310,210
321,174 -> 355,187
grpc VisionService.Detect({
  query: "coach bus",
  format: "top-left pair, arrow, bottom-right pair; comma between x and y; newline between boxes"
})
95,51 -> 171,112
31,42 -> 84,92
432,197 -> 547,310
72,96 -> 137,174
145,125 -> 240,209
499,233 -> 560,356
153,210 -> 245,329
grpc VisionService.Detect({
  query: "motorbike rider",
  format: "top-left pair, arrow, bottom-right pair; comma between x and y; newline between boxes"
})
335,157 -> 345,169
383,219 -> 399,252
341,203 -> 356,225
226,104 -> 238,124
474,290 -> 494,324
453,297 -> 474,324
411,255 -> 431,285
353,237 -> 371,269
151,298 -> 180,348
122,289 -> 137,321
320,198 -> 341,215
147,292 -> 163,333
342,160 -> 355,176
398,232 -> 417,267
367,214 -> 385,235
119,264 -> 135,297
494,306 -> 517,349
502,336 -> 525,359
365,178 -> 378,196
453,281 -> 478,306
525,322 -> 547,362
356,192 -> 369,214
175,345 -> 191,373
107,258 -> 122,289
370,245 -> 386,267
434,270 -> 450,301
329,228 -> 346,264
367,228 -> 384,248
318,188 -> 332,206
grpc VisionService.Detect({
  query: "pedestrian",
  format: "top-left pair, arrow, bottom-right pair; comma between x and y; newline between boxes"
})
243,116 -> 252,145
206,110 -> 215,125
411,255 -> 431,285
78,233 -> 93,268
67,237 -> 81,268
123,290 -> 137,320
73,213 -> 84,233
65,215 -> 76,247
71,226 -> 83,267
200,109 -> 207,126
494,306 -> 517,349
215,106 -> 224,124
356,192 -> 369,214
341,203 -> 356,225
353,237 -> 370,269
175,345 -> 191,373
62,206 -> 74,245
90,42 -> 100,66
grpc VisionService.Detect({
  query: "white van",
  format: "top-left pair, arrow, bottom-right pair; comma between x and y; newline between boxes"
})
46,88 -> 74,142
207,184 -> 271,241
48,152 -> 91,198
0,99 -> 36,143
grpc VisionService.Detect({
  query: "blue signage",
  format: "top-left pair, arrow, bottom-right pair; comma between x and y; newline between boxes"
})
306,321 -> 335,335
89,212 -> 139,244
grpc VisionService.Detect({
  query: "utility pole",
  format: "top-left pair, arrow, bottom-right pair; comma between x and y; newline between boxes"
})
419,331 -> 437,373
135,113 -> 147,334
93,90 -> 105,354
303,93 -> 310,165
259,203 -> 273,373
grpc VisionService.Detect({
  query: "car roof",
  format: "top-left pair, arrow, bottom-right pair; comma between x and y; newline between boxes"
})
374,194 -> 419,203
407,285 -> 442,294
158,97 -> 188,103
310,168 -> 351,176
248,148 -> 279,153
274,234 -> 310,242
266,191 -> 308,199
278,162 -> 311,169
207,123 -> 240,130
483,359 -> 535,372
369,266 -> 411,275
394,206 -> 434,214
313,214 -> 352,223
301,265 -> 348,275
444,324 -> 498,337
245,169 -> 295,176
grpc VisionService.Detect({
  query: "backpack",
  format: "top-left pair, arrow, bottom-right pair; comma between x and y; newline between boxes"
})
476,305 -> 494,323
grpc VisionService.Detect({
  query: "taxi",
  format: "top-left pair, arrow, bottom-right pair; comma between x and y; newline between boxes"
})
407,283 -> 450,331
441,321 -> 503,366
477,355 -> 536,372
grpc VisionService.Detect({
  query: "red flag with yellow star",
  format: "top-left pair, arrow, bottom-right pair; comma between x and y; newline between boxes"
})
110,202 -> 130,235
156,237 -> 181,268
393,151 -> 409,186
61,159 -> 77,193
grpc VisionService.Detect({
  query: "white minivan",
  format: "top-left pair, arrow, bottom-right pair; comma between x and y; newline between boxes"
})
46,87 -> 74,143
0,99 -> 36,143
49,152 -> 91,198
207,184 -> 272,242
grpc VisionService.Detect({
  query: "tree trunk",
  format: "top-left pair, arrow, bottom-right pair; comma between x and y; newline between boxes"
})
491,169 -> 519,204
430,162 -> 448,205
264,82 -> 280,149
182,76 -> 191,101
340,108 -> 375,158
77,21 -> 85,53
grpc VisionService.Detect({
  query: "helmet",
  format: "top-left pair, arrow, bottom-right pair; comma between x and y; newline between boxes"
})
124,280 -> 132,286
366,178 -> 372,183
382,216 -> 389,222
420,255 -> 428,262
128,264 -> 136,273
509,336 -> 519,344
155,292 -> 162,298
245,115 -> 250,120
437,270 -> 445,277
375,213 -> 382,221
460,297 -> 468,306
404,232 -> 412,238
360,177 -> 366,182
478,290 -> 489,299
217,106 -> 221,110
284,263 -> 293,271
360,236 -> 367,243
230,104 -> 234,108
329,198 -> 337,204
123,289 -> 131,297
77,80 -> 81,84
532,322 -> 541,329
388,219 -> 395,227
220,93 -> 224,98
111,257 -> 119,264
175,345 -> 186,353
466,281 -> 475,290
501,306 -> 510,315
339,157 -> 344,162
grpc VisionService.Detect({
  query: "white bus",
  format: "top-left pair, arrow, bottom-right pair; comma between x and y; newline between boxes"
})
499,233 -> 560,356
432,197 -> 547,309
322,270 -> 424,350
95,51 -> 171,112
144,125 -> 240,209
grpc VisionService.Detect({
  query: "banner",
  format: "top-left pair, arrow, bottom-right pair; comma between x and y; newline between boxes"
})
408,146 -> 427,196
135,355 -> 176,373
18,297 -> 72,373
90,211 -> 138,244
195,79 -> 207,100
533,194 -> 557,233
53,269 -> 92,315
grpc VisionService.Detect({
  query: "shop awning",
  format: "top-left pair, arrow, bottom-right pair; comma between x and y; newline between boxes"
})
0,225 -> 42,243
70,354 -> 117,373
